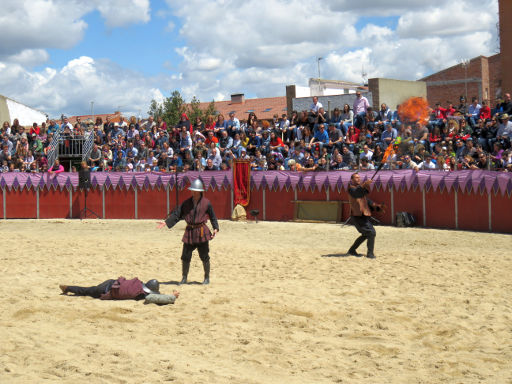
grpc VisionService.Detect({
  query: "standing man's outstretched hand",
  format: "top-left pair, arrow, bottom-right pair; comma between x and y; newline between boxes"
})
156,221 -> 166,229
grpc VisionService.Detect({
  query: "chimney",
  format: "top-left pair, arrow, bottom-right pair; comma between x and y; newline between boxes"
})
231,93 -> 245,104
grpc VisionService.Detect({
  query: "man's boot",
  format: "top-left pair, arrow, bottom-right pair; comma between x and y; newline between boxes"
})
202,260 -> 210,285
366,235 -> 376,259
180,261 -> 190,285
347,235 -> 366,257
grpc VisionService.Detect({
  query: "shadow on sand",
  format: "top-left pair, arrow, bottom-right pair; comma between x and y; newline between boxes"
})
321,253 -> 354,258
160,280 -> 204,286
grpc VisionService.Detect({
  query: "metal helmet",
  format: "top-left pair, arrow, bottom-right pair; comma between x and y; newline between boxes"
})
189,178 -> 205,192
143,279 -> 160,294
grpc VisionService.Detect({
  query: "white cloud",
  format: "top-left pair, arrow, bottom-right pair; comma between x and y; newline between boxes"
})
4,49 -> 50,67
168,0 -> 355,68
0,0 -> 501,117
160,0 -> 499,104
0,0 -> 151,59
325,0 -> 446,15
176,47 -> 223,71
0,0 -> 89,57
95,0 -> 151,28
0,56 -> 163,118
397,1 -> 497,38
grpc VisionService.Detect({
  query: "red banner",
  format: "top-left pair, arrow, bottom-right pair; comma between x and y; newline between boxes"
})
233,160 -> 250,206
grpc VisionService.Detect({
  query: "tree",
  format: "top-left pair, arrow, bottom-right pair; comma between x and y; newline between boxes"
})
147,99 -> 163,120
162,90 -> 186,127
204,100 -> 216,120
187,96 -> 203,124
147,91 -> 216,128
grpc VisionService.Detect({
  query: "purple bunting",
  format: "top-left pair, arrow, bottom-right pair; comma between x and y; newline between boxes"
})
12,176 -> 19,190
0,171 -> 509,197
26,176 -> 33,190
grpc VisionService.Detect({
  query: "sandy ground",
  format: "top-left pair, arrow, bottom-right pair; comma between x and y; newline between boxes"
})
0,219 -> 511,384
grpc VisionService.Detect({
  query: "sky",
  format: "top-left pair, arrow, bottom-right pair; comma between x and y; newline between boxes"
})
0,0 -> 499,118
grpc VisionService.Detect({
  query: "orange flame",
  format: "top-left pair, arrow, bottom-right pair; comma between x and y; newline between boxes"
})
398,97 -> 430,123
382,142 -> 395,163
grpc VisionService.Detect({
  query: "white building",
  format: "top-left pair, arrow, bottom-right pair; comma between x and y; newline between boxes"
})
0,94 -> 47,126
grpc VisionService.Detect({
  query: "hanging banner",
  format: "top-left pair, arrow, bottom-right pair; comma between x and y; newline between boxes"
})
233,160 -> 251,206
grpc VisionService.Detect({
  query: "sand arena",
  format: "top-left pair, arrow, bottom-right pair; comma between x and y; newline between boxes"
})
0,219 -> 510,383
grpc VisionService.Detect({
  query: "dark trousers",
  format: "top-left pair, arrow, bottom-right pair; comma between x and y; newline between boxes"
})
181,242 -> 209,263
352,215 -> 376,237
351,215 -> 376,253
66,279 -> 115,298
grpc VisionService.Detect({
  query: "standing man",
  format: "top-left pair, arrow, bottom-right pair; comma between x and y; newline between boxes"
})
226,112 -> 241,137
310,96 -> 323,115
346,173 -> 384,259
159,179 -> 219,285
353,91 -> 370,129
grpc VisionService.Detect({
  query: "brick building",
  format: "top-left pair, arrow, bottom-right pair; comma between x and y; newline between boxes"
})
420,55 -> 501,108
197,94 -> 286,121
421,0 -> 510,108
499,0 -> 512,95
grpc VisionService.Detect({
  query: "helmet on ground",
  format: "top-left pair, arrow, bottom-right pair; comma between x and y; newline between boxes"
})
143,279 -> 160,294
189,178 -> 205,192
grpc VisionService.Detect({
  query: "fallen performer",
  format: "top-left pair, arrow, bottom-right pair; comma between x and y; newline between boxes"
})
59,277 -> 179,304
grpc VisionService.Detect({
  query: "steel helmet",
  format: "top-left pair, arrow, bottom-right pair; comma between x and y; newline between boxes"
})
188,178 -> 205,192
143,279 -> 160,294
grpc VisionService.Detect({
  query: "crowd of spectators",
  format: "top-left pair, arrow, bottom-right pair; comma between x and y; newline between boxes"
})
1,92 -> 512,174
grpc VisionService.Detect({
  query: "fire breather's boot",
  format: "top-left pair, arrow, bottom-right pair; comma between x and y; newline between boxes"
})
366,235 -> 376,259
202,260 -> 210,285
180,261 -> 190,285
347,235 -> 366,257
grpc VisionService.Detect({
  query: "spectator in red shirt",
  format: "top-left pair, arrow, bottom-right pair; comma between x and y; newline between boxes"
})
30,122 -> 40,136
445,101 -> 456,117
429,102 -> 447,131
269,131 -> 286,155
479,100 -> 491,121
205,130 -> 219,146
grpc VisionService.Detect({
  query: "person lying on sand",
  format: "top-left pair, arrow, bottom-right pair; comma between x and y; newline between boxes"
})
59,277 -> 179,302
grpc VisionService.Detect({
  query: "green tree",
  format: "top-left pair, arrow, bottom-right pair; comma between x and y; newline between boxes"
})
162,90 -> 186,127
147,91 -> 216,128
187,96 -> 203,124
204,100 -> 216,120
147,99 -> 163,120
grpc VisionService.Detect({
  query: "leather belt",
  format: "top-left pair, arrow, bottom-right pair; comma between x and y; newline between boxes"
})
186,223 -> 205,237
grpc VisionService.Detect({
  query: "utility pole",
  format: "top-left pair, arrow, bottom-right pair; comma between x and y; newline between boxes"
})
461,59 -> 470,103
316,57 -> 323,96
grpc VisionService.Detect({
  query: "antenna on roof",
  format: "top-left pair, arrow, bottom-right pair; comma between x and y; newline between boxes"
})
361,65 -> 367,86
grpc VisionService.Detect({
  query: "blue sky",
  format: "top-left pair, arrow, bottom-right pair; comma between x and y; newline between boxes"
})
40,5 -> 183,77
0,0 -> 499,118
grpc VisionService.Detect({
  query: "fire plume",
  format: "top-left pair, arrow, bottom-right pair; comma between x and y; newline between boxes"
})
398,97 -> 430,123
382,142 -> 395,163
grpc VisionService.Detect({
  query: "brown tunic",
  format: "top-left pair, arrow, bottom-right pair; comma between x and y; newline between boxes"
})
165,196 -> 219,244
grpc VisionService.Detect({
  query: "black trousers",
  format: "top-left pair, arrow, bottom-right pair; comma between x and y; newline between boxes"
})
181,242 -> 209,263
350,215 -> 376,254
66,279 -> 115,298
352,215 -> 376,237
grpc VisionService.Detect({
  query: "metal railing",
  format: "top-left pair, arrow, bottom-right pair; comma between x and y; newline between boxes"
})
46,129 -> 62,169
82,131 -> 94,162
46,130 -> 95,169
